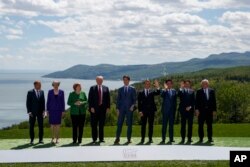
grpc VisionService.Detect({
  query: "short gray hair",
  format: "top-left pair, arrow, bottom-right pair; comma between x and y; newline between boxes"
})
201,79 -> 209,84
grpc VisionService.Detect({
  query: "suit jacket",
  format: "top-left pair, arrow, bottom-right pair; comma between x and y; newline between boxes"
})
116,86 -> 136,111
88,85 -> 110,111
67,91 -> 88,115
161,89 -> 177,114
178,88 -> 195,114
138,89 -> 160,113
195,88 -> 217,113
46,89 -> 65,112
26,89 -> 45,115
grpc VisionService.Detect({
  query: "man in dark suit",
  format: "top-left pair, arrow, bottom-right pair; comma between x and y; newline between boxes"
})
138,80 -> 160,144
178,80 -> 195,144
88,76 -> 110,143
176,80 -> 185,124
160,79 -> 177,144
26,81 -> 45,144
114,75 -> 136,144
195,79 -> 217,143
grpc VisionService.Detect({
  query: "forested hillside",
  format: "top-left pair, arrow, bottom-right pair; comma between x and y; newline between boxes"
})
4,66 -> 250,130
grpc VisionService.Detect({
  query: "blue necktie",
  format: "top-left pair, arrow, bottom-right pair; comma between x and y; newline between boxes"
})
168,89 -> 172,97
124,87 -> 128,96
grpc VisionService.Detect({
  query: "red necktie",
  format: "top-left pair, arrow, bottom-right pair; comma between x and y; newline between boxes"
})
98,86 -> 102,105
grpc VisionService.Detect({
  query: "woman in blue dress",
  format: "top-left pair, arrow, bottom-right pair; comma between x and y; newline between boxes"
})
47,81 -> 65,144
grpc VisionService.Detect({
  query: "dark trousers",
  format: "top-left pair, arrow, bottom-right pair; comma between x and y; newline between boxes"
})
116,110 -> 133,141
162,111 -> 174,141
71,114 -> 86,143
141,111 -> 155,141
180,112 -> 194,141
29,114 -> 44,142
90,106 -> 106,142
198,111 -> 213,141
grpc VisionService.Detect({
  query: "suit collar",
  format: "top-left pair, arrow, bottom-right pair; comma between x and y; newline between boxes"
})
33,89 -> 42,99
124,85 -> 131,90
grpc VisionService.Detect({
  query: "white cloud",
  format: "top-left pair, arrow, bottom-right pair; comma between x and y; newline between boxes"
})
0,0 -> 68,17
0,47 -> 9,52
5,35 -> 22,40
0,54 -> 23,61
7,28 -> 23,35
220,11 -> 250,25
0,0 -> 249,70
2,27 -> 24,40
219,11 -> 250,40
177,0 -> 250,10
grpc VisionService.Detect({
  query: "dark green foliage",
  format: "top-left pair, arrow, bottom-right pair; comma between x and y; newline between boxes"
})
2,66 -> 250,131
216,82 -> 250,123
130,66 -> 250,124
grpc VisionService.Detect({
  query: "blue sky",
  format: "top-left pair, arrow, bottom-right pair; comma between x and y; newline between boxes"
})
0,0 -> 250,70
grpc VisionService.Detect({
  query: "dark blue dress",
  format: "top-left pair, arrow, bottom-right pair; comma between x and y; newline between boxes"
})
47,89 -> 65,124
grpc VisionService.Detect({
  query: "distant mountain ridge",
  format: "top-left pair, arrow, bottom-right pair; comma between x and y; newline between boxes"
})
43,51 -> 250,80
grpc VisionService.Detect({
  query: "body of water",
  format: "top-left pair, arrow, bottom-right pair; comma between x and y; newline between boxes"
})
0,72 -> 129,129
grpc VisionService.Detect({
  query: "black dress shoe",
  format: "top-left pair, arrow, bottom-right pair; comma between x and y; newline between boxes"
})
39,141 -> 44,144
126,140 -> 132,144
170,140 -> 175,143
160,140 -> 165,144
167,141 -> 173,144
187,139 -> 193,143
148,139 -> 153,143
99,140 -> 105,143
208,139 -> 214,143
114,138 -> 120,144
180,140 -> 185,144
30,140 -> 34,145
140,139 -> 145,144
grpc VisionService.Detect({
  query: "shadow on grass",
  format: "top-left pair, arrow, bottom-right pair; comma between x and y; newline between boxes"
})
157,141 -> 173,145
123,141 -> 134,146
111,142 -> 131,146
136,142 -> 144,146
11,143 -> 38,150
177,141 -> 193,145
82,142 -> 100,146
193,141 -> 214,146
61,143 -> 80,147
136,141 -> 152,146
33,143 -> 55,149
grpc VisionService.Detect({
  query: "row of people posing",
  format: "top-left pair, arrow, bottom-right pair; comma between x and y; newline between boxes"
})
27,80 -> 89,144
26,75 -> 216,145
114,76 -> 216,145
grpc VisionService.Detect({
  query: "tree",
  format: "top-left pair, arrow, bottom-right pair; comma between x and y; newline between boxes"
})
216,82 -> 250,123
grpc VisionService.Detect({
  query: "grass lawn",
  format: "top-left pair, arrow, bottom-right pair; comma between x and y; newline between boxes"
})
0,137 -> 250,150
0,124 -> 249,149
0,124 -> 248,167
0,161 -> 229,167
0,124 -> 250,139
